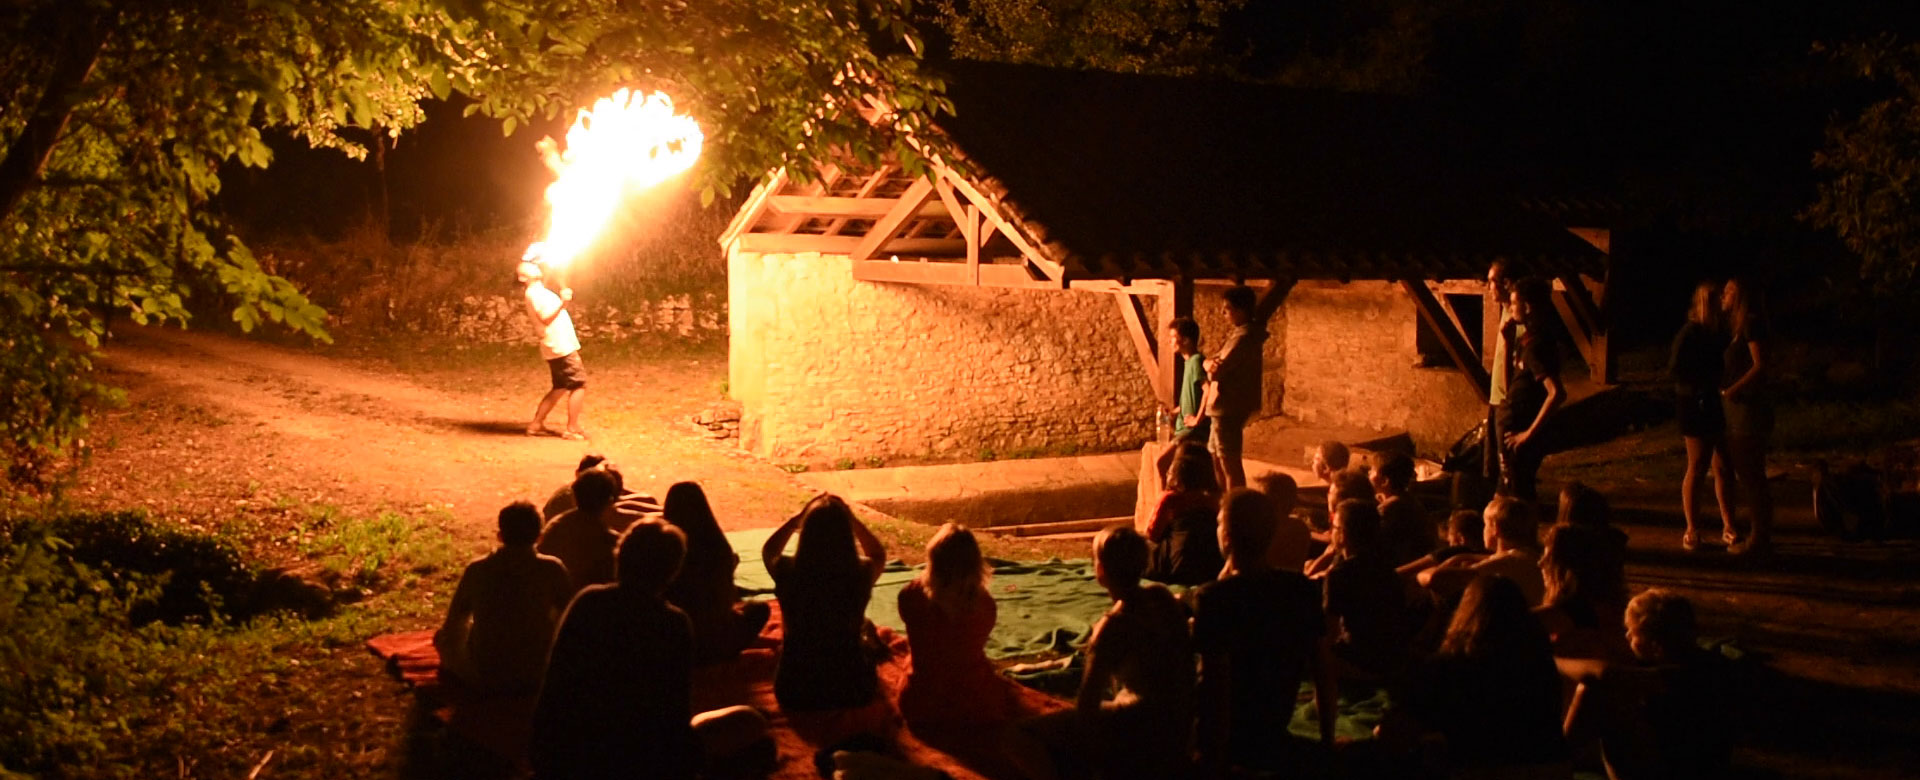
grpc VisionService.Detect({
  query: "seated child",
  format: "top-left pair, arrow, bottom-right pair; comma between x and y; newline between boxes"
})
1144,448 -> 1225,585
1384,575 -> 1571,778
1192,489 -> 1335,773
661,481 -> 771,664
1399,509 -> 1489,577
434,501 -> 574,695
1253,471 -> 1312,572
1311,440 -> 1351,485
530,521 -> 770,780
1305,466 -> 1377,577
1563,589 -> 1736,780
1372,450 -> 1438,567
542,453 -> 658,521
538,469 -> 621,593
1420,497 -> 1546,606
1007,527 -> 1194,780
1537,523 -> 1631,662
898,524 -> 1023,729
1322,500 -> 1420,681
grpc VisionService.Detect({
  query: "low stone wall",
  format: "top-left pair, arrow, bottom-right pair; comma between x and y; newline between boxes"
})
729,251 -> 1155,463
430,292 -> 727,345
1280,281 -> 1486,453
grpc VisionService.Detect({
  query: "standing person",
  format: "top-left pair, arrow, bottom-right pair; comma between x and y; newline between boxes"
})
1192,489 -> 1335,774
1204,285 -> 1268,490
1721,278 -> 1774,556
1005,527 -> 1193,780
1670,281 -> 1734,551
1479,260 -> 1516,506
434,501 -> 574,695
530,521 -> 770,780
1498,277 -> 1566,501
761,494 -> 888,714
1151,317 -> 1212,486
661,481 -> 771,664
897,524 -> 1022,729
519,259 -> 587,441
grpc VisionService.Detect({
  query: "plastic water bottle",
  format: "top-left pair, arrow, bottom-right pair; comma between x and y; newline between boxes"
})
1155,407 -> 1170,443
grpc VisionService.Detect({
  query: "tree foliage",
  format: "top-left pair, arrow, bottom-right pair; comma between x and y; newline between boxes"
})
0,0 -> 948,488
929,0 -> 1246,76
1807,36 -> 1920,295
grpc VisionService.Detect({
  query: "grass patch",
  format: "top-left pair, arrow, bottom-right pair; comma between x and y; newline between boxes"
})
0,507 -> 463,779
1773,398 -> 1920,455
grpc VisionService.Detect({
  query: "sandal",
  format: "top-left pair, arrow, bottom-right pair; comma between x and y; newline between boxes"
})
525,425 -> 558,437
561,429 -> 589,441
1722,528 -> 1740,548
1681,530 -> 1700,552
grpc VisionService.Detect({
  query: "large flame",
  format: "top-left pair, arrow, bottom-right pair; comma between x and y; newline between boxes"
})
523,88 -> 704,270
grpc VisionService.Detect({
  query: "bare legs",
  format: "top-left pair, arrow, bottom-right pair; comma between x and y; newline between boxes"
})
1680,435 -> 1734,549
1728,432 -> 1773,553
530,387 -> 586,436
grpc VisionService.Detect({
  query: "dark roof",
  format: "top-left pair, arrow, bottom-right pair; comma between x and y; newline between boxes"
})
933,60 -> 1603,281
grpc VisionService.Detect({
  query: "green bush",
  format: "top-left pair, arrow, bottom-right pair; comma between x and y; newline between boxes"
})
1,511 -> 254,625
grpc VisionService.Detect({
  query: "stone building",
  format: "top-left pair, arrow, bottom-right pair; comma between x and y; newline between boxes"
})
723,61 -> 1610,464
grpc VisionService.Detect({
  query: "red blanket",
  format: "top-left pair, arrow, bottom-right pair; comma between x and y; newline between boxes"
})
367,602 -> 1068,779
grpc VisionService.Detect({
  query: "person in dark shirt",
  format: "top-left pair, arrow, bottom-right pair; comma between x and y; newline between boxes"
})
761,493 -> 888,713
1498,277 -> 1566,502
661,481 -> 770,664
1385,575 -> 1571,778
1720,278 -> 1774,556
1144,447 -> 1225,585
1324,500 -> 1418,681
1536,524 -> 1631,664
1305,466 -> 1377,578
537,469 -> 620,593
1399,509 -> 1488,577
1563,589 -> 1736,779
1668,281 -> 1734,551
530,521 -> 769,780
434,501 -> 573,696
1192,489 -> 1334,773
1372,450 -> 1437,567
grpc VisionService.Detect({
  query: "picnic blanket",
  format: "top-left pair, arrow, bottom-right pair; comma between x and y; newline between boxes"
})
368,601 -> 1070,779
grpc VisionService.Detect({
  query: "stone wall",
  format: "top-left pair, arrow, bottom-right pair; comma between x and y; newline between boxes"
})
729,251 -> 1156,463
1280,281 -> 1487,454
1172,286 -> 1289,418
430,292 -> 727,345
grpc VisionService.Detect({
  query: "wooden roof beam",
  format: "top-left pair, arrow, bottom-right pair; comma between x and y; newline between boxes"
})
850,177 -> 936,262
1401,279 -> 1492,399
737,233 -> 964,256
767,195 -> 950,220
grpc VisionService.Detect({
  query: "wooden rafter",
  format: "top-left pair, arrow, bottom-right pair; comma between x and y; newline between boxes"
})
851,259 -> 1059,288
767,195 -> 948,220
1251,278 -> 1294,325
822,166 -> 894,236
738,234 -> 964,255
717,169 -> 787,248
850,177 -> 936,262
933,166 -> 1065,284
762,167 -> 842,235
1401,279 -> 1491,399
1114,291 -> 1168,403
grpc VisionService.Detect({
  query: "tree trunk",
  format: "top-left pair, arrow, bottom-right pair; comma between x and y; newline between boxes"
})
0,9 -> 111,220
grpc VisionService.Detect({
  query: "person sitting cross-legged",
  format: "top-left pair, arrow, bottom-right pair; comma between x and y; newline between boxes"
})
434,500 -> 573,696
538,469 -> 621,594
762,493 -> 889,715
898,523 -> 1025,729
1006,527 -> 1194,780
1323,500 -> 1422,683
529,521 -> 772,780
1192,489 -> 1336,775
661,481 -> 770,665
1144,446 -> 1226,586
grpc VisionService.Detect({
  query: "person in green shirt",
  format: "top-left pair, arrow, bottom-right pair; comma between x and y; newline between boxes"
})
1169,317 -> 1211,444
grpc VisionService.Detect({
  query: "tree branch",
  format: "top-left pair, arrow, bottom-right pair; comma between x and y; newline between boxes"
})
0,8 -> 112,219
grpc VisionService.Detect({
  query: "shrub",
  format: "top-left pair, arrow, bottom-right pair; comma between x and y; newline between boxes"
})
0,511 -> 254,625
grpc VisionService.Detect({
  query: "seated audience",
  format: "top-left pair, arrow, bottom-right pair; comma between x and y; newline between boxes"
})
434,501 -> 573,695
1386,575 -> 1571,778
538,469 -> 621,593
1324,500 -> 1420,680
1144,448 -> 1226,585
1253,471 -> 1312,571
1305,466 -> 1379,577
898,524 -> 1022,728
530,521 -> 771,780
661,481 -> 771,664
1563,589 -> 1735,780
1373,450 -> 1438,566
1537,524 -> 1631,662
542,453 -> 658,521
1399,509 -> 1488,576
762,493 -> 888,714
1007,527 -> 1194,780
1558,480 -> 1628,580
1421,497 -> 1547,606
1193,489 -> 1335,773
1311,440 -> 1352,485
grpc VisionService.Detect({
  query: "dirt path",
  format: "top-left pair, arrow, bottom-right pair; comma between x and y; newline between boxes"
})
75,327 -> 814,549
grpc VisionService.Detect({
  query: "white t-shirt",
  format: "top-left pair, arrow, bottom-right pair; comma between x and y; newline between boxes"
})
525,283 -> 579,360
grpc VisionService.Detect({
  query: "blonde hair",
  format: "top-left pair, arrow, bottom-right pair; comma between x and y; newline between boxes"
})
919,523 -> 989,614
1688,281 -> 1719,327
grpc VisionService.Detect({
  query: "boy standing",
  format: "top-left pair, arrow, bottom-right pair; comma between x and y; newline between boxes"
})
1204,286 -> 1267,489
520,259 -> 588,441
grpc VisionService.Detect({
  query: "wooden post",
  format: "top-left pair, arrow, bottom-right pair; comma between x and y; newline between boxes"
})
1156,279 -> 1194,409
1402,279 -> 1493,399
1115,292 -> 1167,403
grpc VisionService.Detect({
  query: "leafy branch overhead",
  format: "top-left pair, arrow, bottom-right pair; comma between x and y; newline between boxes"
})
0,0 -> 950,487
1807,36 -> 1920,296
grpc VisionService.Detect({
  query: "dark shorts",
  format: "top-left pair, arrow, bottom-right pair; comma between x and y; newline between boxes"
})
1208,412 -> 1250,460
547,352 -> 587,390
1174,416 -> 1212,445
1676,391 -> 1725,439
